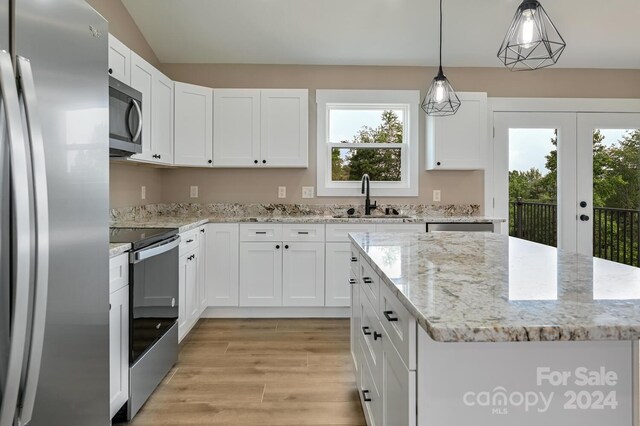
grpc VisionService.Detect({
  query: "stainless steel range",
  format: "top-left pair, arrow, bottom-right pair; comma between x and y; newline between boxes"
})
109,227 -> 180,420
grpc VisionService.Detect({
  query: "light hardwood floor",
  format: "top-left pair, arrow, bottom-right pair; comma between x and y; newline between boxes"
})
127,318 -> 366,426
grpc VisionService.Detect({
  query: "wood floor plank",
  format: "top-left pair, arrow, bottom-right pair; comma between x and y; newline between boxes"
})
126,318 -> 365,426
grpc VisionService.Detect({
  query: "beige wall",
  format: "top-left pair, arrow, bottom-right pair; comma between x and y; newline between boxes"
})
98,1 -> 640,210
110,162 -> 164,209
86,0 -> 161,68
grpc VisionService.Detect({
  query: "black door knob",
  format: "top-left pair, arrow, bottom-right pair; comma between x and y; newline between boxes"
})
262,160 -> 266,164
254,160 -> 258,164
208,159 -> 212,164
284,245 -> 289,249
580,214 -> 590,221
436,161 -> 441,166
108,68 -> 113,74
275,245 -> 280,249
580,201 -> 587,208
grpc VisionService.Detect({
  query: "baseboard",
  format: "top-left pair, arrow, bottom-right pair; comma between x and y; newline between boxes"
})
201,306 -> 351,318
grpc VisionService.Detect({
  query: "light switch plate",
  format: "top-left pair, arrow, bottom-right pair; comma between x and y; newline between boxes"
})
190,185 -> 199,198
141,186 -> 146,200
433,190 -> 441,202
278,186 -> 286,198
302,186 -> 314,199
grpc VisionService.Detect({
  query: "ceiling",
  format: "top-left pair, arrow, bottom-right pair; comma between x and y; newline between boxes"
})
122,0 -> 640,69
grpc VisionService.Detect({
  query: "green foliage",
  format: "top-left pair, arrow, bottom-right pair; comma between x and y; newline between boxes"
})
332,110 -> 403,182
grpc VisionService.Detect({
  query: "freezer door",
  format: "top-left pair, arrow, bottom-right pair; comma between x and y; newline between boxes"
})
14,0 -> 110,425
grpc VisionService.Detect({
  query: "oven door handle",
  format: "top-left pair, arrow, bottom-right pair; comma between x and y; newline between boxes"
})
130,235 -> 180,264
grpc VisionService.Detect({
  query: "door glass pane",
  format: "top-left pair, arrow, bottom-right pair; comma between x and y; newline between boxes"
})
508,129 -> 558,247
592,129 -> 640,267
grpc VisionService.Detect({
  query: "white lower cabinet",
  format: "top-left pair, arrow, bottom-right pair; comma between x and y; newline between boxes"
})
239,242 -> 283,306
351,243 -> 417,426
109,253 -> 129,419
197,227 -> 207,313
282,242 -> 325,307
206,223 -> 240,307
178,247 -> 199,342
325,242 -> 352,307
381,337 -> 416,426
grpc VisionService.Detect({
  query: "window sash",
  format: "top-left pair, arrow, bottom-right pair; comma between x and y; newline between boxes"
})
328,144 -> 407,183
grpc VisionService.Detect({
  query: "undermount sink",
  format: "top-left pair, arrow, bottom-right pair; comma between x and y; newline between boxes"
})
332,214 -> 413,219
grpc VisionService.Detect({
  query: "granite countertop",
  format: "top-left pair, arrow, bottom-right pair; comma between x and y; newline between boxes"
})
109,243 -> 131,258
111,214 -> 503,233
349,232 -> 640,343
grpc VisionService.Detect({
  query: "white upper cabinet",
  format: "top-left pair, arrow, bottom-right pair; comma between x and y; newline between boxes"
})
213,89 -> 261,167
213,89 -> 309,168
174,82 -> 213,167
152,70 -> 174,164
129,51 -> 173,165
426,92 -> 487,170
129,53 -> 153,162
261,89 -> 308,167
108,34 -> 130,84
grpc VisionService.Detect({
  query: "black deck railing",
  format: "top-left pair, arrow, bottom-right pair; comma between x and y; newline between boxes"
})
510,199 -> 640,267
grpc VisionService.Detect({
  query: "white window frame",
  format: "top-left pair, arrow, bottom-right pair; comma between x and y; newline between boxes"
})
316,89 -> 419,197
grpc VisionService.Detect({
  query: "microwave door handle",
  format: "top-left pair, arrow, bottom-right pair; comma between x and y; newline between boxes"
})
15,56 -> 50,426
0,51 -> 34,426
130,99 -> 142,142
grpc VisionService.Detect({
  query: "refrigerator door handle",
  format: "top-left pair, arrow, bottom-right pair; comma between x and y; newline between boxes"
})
0,50 -> 34,426
15,56 -> 50,426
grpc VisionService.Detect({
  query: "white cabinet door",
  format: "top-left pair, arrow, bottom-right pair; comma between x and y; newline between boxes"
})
178,251 -> 198,341
152,71 -> 174,164
325,242 -> 352,307
109,285 -> 129,418
239,242 -> 282,306
282,242 -> 324,307
260,89 -> 308,167
178,253 -> 188,340
426,92 -> 487,170
174,82 -> 213,167
108,34 -> 130,84
206,224 -> 240,307
197,227 -> 207,313
129,52 -> 153,162
213,89 -> 261,167
382,337 -> 416,426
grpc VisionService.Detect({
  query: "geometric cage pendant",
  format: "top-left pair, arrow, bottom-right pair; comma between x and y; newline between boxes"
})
497,0 -> 566,71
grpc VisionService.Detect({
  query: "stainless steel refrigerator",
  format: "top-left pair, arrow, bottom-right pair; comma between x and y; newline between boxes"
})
0,0 -> 110,425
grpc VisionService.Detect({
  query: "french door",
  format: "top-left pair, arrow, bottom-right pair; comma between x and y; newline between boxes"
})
494,112 -> 640,266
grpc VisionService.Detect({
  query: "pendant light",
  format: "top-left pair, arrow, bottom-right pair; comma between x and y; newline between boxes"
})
497,0 -> 566,71
421,0 -> 460,116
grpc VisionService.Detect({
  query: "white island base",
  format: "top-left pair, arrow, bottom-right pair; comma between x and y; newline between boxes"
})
418,330 -> 637,426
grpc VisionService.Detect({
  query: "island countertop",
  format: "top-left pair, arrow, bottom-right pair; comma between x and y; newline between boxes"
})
349,232 -> 640,343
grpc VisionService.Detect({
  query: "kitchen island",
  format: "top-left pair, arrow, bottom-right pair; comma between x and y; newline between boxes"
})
349,231 -> 640,426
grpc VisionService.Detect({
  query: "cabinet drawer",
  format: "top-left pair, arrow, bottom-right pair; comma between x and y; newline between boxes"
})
179,229 -> 200,253
109,253 -> 129,294
360,293 -> 382,393
239,223 -> 283,241
360,350 -> 382,426
379,283 -> 417,371
375,223 -> 426,233
282,224 -> 325,242
326,224 -> 376,242
350,244 -> 360,276
360,258 -> 380,312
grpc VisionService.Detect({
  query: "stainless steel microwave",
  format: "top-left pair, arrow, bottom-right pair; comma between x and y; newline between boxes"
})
109,76 -> 143,157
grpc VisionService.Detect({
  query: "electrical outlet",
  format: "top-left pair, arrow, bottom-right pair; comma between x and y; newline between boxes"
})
190,185 -> 199,198
278,186 -> 286,199
141,186 -> 146,200
302,186 -> 315,199
433,190 -> 441,202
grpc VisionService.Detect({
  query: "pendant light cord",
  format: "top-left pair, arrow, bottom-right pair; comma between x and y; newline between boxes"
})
438,0 -> 443,75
